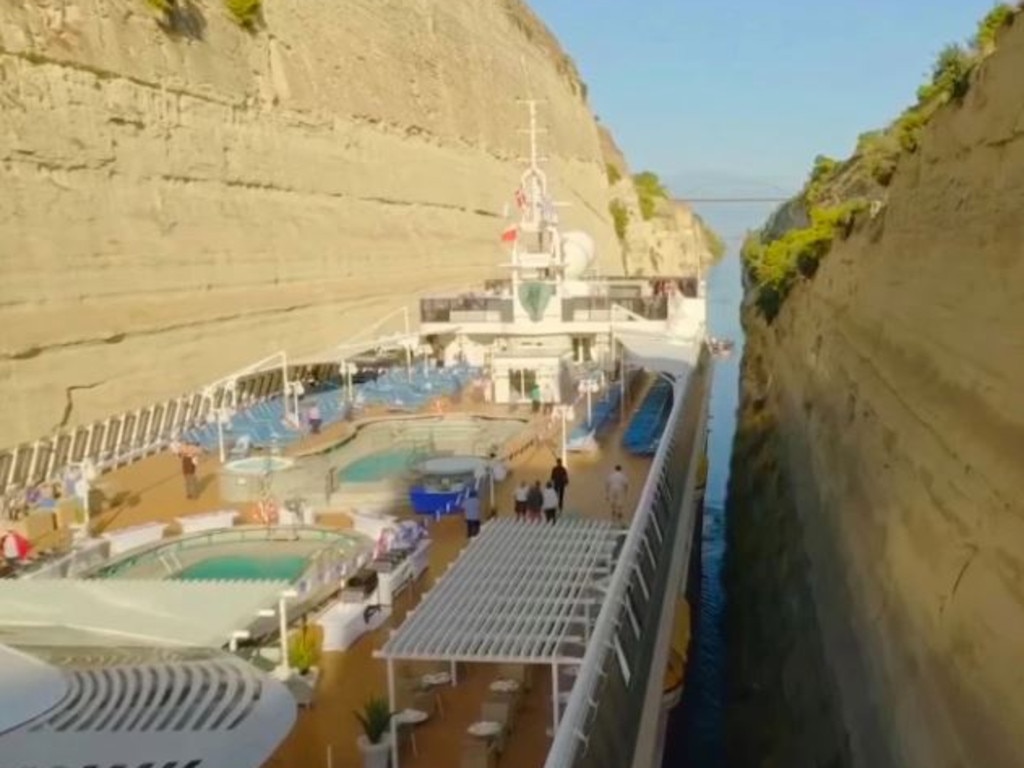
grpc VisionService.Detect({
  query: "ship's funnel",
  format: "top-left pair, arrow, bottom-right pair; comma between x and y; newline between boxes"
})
560,230 -> 596,278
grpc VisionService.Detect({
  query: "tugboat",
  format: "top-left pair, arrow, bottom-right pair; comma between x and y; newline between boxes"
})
708,336 -> 735,358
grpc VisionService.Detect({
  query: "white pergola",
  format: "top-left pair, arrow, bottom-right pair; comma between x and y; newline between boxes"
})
374,517 -> 620,766
0,578 -> 293,647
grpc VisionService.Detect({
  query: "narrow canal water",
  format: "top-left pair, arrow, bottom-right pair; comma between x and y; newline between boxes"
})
662,196 -> 775,767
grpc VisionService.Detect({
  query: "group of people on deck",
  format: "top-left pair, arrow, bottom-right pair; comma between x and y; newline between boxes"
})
512,458 -> 571,525
462,457 -> 632,538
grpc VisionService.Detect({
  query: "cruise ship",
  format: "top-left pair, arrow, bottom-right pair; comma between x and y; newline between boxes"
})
0,101 -> 712,768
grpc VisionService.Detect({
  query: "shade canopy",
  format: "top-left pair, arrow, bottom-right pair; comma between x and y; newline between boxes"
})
376,518 -> 619,664
615,329 -> 701,379
0,579 -> 293,647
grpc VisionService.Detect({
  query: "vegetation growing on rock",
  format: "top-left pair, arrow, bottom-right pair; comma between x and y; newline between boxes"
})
698,215 -> 726,262
225,0 -> 261,28
633,171 -> 668,220
609,200 -> 629,242
742,3 -> 1019,321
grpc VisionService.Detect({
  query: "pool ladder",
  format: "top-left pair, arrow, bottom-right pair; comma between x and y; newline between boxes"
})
158,550 -> 183,575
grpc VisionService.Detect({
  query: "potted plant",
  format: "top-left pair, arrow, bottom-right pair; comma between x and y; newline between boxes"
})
354,696 -> 393,768
288,630 -> 318,676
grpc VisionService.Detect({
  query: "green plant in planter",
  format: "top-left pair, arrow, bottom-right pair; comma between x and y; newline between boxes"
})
288,631 -> 318,674
354,696 -> 393,744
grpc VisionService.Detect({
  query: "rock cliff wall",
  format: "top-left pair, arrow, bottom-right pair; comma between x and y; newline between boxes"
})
598,125 -> 715,275
728,15 -> 1024,768
0,0 -> 621,447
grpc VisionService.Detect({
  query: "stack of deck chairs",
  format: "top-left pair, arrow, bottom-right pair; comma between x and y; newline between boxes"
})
621,377 -> 674,456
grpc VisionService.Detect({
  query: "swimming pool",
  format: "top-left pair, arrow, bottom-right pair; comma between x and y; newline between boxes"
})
222,456 -> 296,475
175,554 -> 308,582
336,449 -> 419,483
330,415 -> 526,484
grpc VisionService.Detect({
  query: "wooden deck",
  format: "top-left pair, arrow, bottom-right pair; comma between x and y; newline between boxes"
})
25,386 -> 664,768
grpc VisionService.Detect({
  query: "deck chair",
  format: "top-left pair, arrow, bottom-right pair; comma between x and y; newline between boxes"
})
229,434 -> 253,458
460,737 -> 497,768
397,675 -> 445,719
496,663 -> 532,692
479,701 -> 512,752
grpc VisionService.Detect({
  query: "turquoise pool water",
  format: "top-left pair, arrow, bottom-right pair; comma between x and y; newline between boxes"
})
337,449 -> 418,482
175,554 -> 308,582
223,456 -> 295,475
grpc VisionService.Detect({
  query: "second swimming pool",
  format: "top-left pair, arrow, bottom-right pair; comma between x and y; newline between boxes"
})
335,449 -> 419,483
175,554 -> 308,582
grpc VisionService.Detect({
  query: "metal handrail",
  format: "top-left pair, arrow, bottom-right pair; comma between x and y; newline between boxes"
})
544,352 -> 697,767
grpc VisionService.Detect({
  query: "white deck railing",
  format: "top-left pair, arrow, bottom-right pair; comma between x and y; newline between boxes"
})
545,348 -> 710,768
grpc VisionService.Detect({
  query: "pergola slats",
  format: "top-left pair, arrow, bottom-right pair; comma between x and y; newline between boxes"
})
376,518 -> 617,664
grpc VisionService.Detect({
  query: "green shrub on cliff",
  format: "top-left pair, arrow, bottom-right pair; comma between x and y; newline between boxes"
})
609,200 -> 629,242
633,171 -> 668,220
606,163 -> 622,185
803,155 -> 842,206
744,201 -> 867,321
855,130 -> 900,186
225,0 -> 261,28
702,219 -> 726,262
974,4 -> 1016,53
145,0 -> 172,11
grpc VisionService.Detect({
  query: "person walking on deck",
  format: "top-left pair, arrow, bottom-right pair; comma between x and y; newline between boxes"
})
306,403 -> 322,435
605,464 -> 630,525
181,450 -> 199,500
526,480 -> 544,523
542,482 -> 559,524
463,489 -> 482,538
513,480 -> 529,520
550,458 -> 569,511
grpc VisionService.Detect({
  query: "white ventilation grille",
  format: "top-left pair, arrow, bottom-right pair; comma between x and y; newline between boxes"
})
28,660 -> 261,734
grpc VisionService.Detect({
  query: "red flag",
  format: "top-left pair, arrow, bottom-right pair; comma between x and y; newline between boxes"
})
500,225 -> 517,243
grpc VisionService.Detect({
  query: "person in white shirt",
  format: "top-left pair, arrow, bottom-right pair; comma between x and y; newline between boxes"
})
542,482 -> 559,524
605,465 -> 630,524
513,481 -> 529,520
2,532 -> 21,565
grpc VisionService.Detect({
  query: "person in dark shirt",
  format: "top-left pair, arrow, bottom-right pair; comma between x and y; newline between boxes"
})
550,458 -> 569,511
181,451 -> 199,500
525,481 -> 544,523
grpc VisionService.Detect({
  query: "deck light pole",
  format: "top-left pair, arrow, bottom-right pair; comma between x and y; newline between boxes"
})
553,404 -> 572,465
214,405 -> 235,463
578,377 -> 600,428
341,361 -> 358,402
275,588 -> 299,679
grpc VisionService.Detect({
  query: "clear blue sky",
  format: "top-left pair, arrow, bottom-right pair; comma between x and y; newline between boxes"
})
530,0 -> 1002,196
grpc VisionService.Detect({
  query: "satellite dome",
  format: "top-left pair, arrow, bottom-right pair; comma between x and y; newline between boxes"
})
560,231 -> 596,278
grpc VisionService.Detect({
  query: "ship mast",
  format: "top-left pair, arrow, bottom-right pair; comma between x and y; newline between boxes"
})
510,99 -> 564,285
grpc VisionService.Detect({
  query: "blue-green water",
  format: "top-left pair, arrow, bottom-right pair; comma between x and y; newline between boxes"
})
175,555 -> 307,582
665,200 -> 777,768
336,449 -> 417,482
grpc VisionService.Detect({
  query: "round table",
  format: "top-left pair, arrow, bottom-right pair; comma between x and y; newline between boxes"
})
467,720 -> 502,739
421,671 -> 451,687
394,708 -> 429,757
394,708 -> 429,725
489,678 -> 520,693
